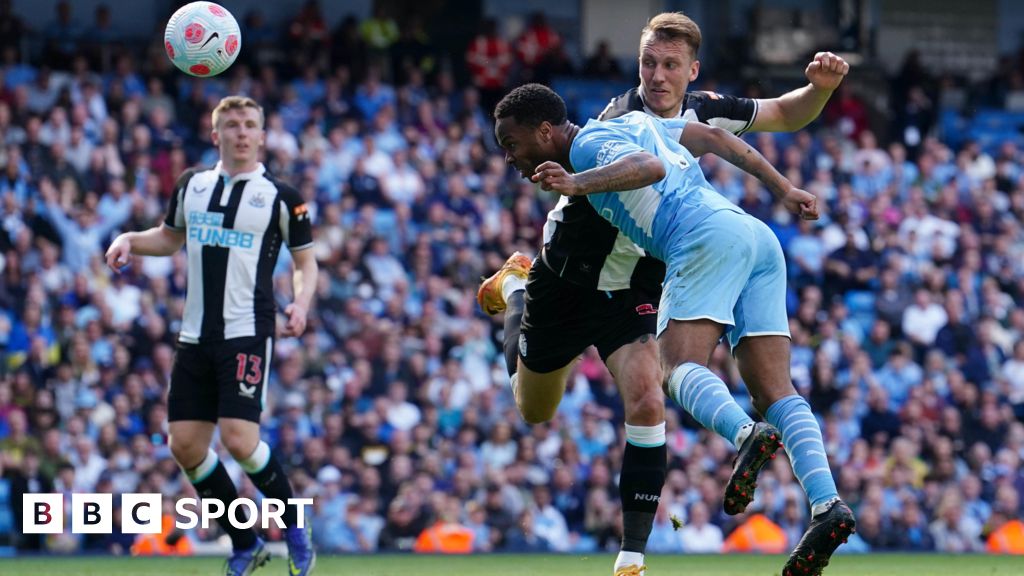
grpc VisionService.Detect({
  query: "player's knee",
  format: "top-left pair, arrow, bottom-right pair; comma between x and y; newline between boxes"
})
518,401 -> 556,425
221,433 -> 259,462
519,406 -> 556,425
169,435 -> 208,469
622,370 -> 665,425
626,391 -> 664,426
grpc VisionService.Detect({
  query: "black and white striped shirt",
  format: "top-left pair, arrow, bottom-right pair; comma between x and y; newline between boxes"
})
541,88 -> 757,293
164,163 -> 313,344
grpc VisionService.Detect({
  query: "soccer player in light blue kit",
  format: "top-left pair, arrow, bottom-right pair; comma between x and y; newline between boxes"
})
494,84 -> 855,576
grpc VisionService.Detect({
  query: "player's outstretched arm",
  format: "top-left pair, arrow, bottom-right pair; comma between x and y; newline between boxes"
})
532,154 -> 666,197
680,122 -> 818,220
105,225 -> 186,273
282,246 -> 318,337
749,52 -> 849,132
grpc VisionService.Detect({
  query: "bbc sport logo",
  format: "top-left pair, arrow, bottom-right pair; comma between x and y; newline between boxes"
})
23,493 -> 313,534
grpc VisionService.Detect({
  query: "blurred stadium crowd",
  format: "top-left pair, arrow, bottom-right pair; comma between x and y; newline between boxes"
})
1,0 -> 1024,557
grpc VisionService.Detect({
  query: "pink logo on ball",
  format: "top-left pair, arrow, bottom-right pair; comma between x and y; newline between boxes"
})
208,4 -> 227,17
184,22 -> 205,44
165,41 -> 175,59
189,64 -> 211,76
225,34 -> 238,56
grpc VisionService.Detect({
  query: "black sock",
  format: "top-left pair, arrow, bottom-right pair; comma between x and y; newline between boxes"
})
192,461 -> 257,551
619,442 -> 667,554
246,455 -> 298,527
503,289 -> 526,378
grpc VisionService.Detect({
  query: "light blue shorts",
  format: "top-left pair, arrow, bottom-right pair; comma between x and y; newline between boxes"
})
657,209 -> 791,349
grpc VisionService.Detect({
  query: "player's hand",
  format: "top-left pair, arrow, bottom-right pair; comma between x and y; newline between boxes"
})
532,161 -> 583,196
105,234 -> 133,273
805,52 -> 849,92
783,187 -> 819,220
283,302 -> 308,337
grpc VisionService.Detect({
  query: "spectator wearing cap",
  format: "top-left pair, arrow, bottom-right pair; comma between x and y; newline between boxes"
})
311,465 -> 355,550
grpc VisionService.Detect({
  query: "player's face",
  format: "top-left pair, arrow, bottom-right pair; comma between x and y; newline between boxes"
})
494,116 -> 555,178
639,37 -> 700,118
212,107 -> 265,169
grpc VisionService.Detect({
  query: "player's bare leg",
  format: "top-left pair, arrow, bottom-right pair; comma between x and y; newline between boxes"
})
513,359 -> 577,424
735,336 -> 854,575
169,421 -> 216,470
606,335 -> 665,576
221,418 -> 316,575
479,252 -> 577,424
170,420 -> 267,574
733,335 -> 798,415
659,319 -> 781,515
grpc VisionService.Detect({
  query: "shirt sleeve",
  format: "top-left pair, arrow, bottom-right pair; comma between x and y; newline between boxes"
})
569,124 -> 648,173
686,91 -> 757,135
163,169 -> 194,230
596,88 -> 641,121
276,181 -> 313,251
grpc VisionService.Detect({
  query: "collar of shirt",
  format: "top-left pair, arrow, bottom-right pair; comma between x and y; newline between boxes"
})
215,161 -> 266,184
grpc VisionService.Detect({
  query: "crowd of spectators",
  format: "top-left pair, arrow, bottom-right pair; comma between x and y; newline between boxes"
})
0,0 -> 1022,558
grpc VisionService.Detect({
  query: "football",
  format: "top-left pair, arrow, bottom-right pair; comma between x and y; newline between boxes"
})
164,1 -> 241,77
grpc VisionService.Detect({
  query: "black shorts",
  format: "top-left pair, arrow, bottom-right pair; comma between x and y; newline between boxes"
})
519,260 -> 659,374
168,335 -> 274,423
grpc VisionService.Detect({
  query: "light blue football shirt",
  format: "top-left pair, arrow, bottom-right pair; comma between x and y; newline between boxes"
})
568,111 -> 744,261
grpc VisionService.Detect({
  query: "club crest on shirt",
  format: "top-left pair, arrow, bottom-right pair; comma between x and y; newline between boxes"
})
249,192 -> 266,208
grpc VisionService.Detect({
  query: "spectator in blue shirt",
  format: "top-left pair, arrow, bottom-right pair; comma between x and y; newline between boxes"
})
38,177 -> 132,271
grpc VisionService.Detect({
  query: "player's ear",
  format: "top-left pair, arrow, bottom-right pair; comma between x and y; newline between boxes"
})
538,121 -> 552,143
689,59 -> 700,83
211,127 -> 220,146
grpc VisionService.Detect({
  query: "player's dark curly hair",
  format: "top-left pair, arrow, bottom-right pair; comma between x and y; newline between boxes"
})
494,83 -> 567,127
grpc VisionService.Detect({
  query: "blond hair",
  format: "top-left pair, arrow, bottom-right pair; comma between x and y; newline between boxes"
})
211,96 -> 264,128
640,12 -> 702,58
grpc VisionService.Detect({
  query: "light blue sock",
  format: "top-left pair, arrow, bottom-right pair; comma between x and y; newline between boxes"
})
765,394 -> 839,511
667,363 -> 754,449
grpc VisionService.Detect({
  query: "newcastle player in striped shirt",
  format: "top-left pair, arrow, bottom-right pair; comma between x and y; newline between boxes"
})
106,96 -> 318,576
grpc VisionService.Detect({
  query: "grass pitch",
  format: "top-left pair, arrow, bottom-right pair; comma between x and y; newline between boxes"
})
1,553 -> 1022,575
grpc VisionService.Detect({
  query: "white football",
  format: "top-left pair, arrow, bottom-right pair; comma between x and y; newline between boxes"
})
164,2 -> 241,77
